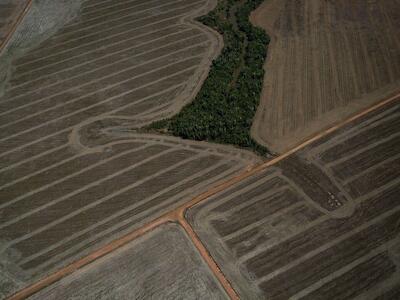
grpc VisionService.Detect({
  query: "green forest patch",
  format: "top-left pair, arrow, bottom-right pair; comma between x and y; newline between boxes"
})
148,0 -> 271,156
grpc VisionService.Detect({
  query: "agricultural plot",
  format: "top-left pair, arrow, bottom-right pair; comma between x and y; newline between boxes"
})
251,0 -> 400,153
28,223 -> 228,300
0,133 -> 259,298
0,0 -> 221,126
0,0 -> 27,46
0,0 -> 263,298
188,99 -> 400,299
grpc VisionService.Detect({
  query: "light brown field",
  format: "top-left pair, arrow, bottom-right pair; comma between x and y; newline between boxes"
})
251,0 -> 400,153
28,223 -> 229,300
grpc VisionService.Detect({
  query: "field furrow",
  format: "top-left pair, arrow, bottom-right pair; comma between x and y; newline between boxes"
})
0,1 -> 261,298
188,100 -> 400,299
251,0 -> 400,152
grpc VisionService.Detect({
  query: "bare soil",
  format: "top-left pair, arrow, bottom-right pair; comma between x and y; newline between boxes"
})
28,223 -> 229,300
0,0 -> 28,46
0,0 -> 262,298
189,99 -> 400,299
251,0 -> 400,153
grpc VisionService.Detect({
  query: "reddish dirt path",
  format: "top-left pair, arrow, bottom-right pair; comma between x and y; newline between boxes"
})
8,92 -> 400,300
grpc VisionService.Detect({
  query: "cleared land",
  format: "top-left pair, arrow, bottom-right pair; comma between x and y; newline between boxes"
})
28,223 -> 228,300
0,0 -> 262,298
0,133 -> 260,298
0,0 -> 221,125
251,0 -> 400,153
0,0 -> 27,46
188,99 -> 400,299
4,0 -> 400,299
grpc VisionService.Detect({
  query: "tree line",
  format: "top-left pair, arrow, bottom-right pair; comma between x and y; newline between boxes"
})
149,0 -> 271,156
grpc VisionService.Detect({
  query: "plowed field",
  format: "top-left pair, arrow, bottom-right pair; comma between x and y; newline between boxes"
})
189,99 -> 400,299
28,224 -> 228,300
251,0 -> 400,152
0,0 -> 261,298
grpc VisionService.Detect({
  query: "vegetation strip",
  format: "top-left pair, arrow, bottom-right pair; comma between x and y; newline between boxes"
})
149,0 -> 271,156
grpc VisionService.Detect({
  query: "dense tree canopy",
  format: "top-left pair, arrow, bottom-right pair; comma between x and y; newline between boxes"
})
149,0 -> 271,156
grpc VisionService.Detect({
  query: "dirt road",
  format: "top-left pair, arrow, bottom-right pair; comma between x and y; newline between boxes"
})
9,94 -> 400,300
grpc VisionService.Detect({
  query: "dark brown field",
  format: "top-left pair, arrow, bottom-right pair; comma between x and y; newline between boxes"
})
189,99 -> 400,299
251,0 -> 400,153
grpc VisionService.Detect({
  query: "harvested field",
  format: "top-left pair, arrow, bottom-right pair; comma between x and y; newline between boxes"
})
0,0 -> 27,46
251,0 -> 400,153
0,0 -> 263,298
27,223 -> 228,300
188,99 -> 400,299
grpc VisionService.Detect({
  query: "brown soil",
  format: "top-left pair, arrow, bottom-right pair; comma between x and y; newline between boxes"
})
9,94 -> 399,300
251,0 -> 400,153
0,0 -> 29,49
4,0 -> 400,298
28,223 -> 229,300
0,0 -> 263,298
188,99 -> 400,299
